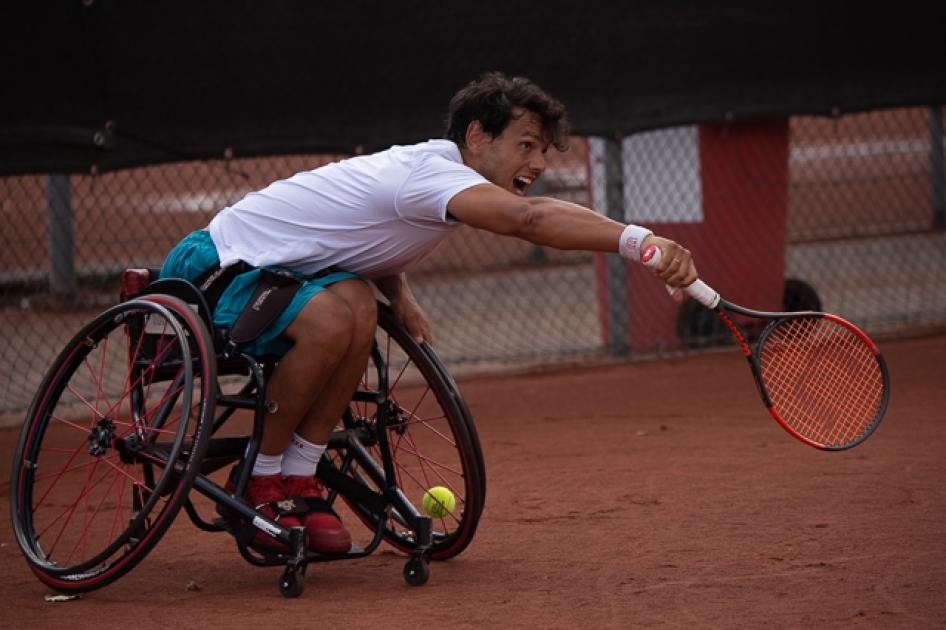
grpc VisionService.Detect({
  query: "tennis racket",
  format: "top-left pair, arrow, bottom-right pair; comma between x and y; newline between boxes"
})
642,245 -> 889,450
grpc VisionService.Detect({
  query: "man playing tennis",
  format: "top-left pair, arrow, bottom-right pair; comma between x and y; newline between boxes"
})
161,71 -> 699,553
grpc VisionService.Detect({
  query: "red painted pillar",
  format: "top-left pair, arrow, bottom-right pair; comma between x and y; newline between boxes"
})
593,119 -> 790,352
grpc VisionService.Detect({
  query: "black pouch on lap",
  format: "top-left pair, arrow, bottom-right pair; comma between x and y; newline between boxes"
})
228,268 -> 303,348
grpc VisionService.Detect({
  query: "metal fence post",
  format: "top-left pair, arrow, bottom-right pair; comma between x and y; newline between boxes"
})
45,173 -> 76,294
931,107 -> 946,229
602,136 -> 630,356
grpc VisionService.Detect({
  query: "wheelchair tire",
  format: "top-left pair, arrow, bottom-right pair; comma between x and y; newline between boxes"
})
10,296 -> 216,593
328,303 -> 485,561
419,339 -> 487,508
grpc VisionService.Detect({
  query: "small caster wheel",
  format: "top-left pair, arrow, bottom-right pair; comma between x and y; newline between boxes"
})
403,557 -> 430,586
279,571 -> 304,598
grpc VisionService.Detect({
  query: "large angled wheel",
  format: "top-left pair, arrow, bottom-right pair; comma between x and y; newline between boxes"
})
10,295 -> 215,593
327,303 -> 485,561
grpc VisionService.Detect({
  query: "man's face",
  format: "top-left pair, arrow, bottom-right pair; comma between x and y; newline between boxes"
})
475,108 -> 550,197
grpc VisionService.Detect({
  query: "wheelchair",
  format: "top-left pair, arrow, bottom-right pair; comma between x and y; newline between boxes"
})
9,269 -> 486,598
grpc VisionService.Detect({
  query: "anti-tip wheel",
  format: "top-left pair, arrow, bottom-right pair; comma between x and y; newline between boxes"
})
403,557 -> 430,586
279,571 -> 305,598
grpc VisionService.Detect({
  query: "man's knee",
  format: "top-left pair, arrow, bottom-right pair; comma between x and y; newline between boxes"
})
352,286 -> 378,334
285,292 -> 355,350
331,279 -> 377,338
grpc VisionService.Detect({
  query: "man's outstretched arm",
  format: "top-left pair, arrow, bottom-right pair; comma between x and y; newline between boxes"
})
447,183 -> 698,287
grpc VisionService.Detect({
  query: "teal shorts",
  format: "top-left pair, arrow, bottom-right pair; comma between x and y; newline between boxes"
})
160,230 -> 358,356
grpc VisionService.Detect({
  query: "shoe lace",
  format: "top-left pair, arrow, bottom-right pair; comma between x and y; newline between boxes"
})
247,475 -> 286,507
283,475 -> 325,499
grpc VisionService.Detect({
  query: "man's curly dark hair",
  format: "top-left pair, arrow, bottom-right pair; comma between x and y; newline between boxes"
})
445,72 -> 570,152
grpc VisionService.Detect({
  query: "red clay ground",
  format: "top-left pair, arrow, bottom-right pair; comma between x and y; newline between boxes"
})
1,333 -> 944,629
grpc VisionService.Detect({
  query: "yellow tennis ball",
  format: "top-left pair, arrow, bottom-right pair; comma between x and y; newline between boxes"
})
423,486 -> 455,518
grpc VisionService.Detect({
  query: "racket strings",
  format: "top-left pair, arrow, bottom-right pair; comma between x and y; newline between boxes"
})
758,318 -> 885,447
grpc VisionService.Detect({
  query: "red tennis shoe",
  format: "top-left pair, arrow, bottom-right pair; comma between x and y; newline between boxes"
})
282,475 -> 352,554
243,474 -> 304,552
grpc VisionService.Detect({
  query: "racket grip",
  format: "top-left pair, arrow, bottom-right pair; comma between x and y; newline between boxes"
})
683,279 -> 720,309
641,245 -> 720,309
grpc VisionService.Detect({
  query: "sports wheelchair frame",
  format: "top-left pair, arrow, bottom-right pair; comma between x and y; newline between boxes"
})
10,271 -> 485,598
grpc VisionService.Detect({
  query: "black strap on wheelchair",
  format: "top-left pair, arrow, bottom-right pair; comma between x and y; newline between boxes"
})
193,261 -> 348,356
227,268 -> 304,350
194,261 -> 252,314
266,494 -> 345,521
192,262 -> 302,356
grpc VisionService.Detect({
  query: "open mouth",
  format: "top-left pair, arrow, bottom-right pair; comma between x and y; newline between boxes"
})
513,175 -> 533,196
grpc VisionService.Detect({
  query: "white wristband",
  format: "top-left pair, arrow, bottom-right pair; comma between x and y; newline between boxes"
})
617,224 -> 653,262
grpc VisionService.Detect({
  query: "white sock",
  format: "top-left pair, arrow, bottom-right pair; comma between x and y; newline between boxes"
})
281,433 -> 326,478
251,452 -> 283,477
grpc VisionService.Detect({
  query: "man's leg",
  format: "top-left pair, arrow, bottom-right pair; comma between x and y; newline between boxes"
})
257,278 -> 377,455
293,279 -> 378,444
257,278 -> 376,553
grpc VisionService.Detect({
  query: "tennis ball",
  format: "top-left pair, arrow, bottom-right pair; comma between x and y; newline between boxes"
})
423,486 -> 455,518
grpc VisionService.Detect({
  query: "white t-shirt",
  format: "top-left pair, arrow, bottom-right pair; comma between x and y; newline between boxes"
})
208,140 -> 488,278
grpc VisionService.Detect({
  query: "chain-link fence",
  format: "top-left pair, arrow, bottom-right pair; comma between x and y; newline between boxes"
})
2,107 -> 944,420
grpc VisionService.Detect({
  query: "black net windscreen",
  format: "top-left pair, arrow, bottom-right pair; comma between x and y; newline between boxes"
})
1,3 -> 944,420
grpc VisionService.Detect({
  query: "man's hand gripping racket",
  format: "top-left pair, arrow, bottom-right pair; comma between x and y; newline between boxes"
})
642,245 -> 889,450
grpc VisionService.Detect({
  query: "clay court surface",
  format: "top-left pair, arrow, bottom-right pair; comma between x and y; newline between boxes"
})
1,333 -> 944,629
